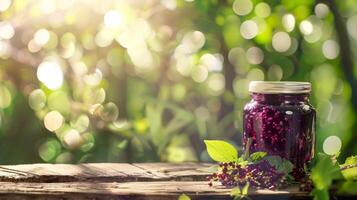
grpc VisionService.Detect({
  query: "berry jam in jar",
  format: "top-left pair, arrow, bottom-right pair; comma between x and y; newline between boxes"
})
243,81 -> 315,180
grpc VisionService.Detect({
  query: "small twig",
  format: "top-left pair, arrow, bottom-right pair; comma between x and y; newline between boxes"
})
243,138 -> 252,160
340,163 -> 357,171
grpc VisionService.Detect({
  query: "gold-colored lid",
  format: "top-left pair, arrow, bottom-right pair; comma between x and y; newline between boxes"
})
249,81 -> 311,94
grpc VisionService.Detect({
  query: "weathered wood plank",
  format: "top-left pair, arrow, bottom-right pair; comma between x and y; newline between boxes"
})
0,163 -> 212,182
0,181 -> 311,200
133,163 -> 212,181
3,163 -> 354,199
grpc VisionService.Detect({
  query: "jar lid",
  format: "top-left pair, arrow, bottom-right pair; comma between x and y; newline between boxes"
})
249,81 -> 311,94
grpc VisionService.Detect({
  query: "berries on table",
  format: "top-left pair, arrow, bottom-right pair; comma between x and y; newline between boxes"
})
208,160 -> 287,190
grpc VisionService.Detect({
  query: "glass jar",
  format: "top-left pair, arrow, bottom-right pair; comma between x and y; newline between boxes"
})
243,81 -> 315,180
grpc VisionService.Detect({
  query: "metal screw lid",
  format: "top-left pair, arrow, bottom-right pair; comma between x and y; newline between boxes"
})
249,81 -> 311,94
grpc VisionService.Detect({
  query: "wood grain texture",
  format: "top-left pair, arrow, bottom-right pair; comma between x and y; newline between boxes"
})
0,163 -> 315,199
0,181 -> 310,200
0,163 -> 212,182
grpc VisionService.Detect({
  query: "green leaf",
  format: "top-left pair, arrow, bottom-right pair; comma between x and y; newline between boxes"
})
204,140 -> 238,162
265,156 -> 282,167
230,187 -> 241,196
265,156 -> 293,175
340,155 -> 357,168
279,159 -> 294,175
178,194 -> 191,200
311,153 -> 343,190
146,103 -> 163,146
117,140 -> 128,150
312,189 -> 329,200
338,181 -> 357,195
242,182 -> 250,195
237,157 -> 249,166
243,138 -> 252,160
340,155 -> 357,180
250,152 -> 267,162
341,167 -> 357,180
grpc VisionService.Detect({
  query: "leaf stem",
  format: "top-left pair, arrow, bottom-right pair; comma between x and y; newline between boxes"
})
340,163 -> 357,171
243,138 -> 252,160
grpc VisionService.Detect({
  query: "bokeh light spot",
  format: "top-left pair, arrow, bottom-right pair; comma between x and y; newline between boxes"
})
29,89 -> 46,110
233,0 -> 253,16
95,29 -> 114,47
304,24 -> 322,43
267,65 -> 283,81
0,84 -> 11,108
71,114 -> 89,133
28,39 -> 41,53
240,20 -> 258,39
272,32 -> 291,52
200,53 -> 223,72
100,102 -> 119,122
34,29 -> 50,46
323,135 -> 342,155
207,73 -> 225,96
37,61 -> 63,90
127,46 -> 154,70
314,3 -> 329,18
0,21 -> 14,40
0,40 -> 10,58
44,111 -> 64,132
104,10 -> 123,28
161,0 -> 177,10
182,31 -> 205,53
233,78 -> 250,98
254,3 -> 271,18
282,14 -> 295,32
299,20 -> 313,35
322,40 -> 339,59
64,129 -> 81,149
38,139 -> 61,162
347,15 -> 357,40
246,46 -> 264,65
192,65 -> 208,83
0,0 -> 11,12
247,68 -> 264,81
84,69 -> 102,86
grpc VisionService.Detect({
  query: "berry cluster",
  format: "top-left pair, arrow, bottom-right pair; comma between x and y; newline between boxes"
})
208,160 -> 287,190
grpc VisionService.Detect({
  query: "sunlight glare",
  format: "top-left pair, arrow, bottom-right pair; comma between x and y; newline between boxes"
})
37,61 -> 63,90
0,21 -> 14,39
34,29 -> 50,46
299,20 -> 313,35
0,0 -> 11,12
104,10 -> 123,28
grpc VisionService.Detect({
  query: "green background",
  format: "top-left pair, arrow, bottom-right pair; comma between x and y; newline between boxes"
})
0,0 -> 356,164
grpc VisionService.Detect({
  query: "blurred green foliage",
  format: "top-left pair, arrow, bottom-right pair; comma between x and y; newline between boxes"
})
0,0 -> 357,164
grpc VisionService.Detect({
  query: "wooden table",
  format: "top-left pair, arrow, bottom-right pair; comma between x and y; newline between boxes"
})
0,163 -> 346,199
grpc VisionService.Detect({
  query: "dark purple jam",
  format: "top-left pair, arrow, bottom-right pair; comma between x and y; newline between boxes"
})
243,92 -> 315,180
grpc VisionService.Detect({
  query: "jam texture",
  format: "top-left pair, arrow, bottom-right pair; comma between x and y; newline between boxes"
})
243,93 -> 315,179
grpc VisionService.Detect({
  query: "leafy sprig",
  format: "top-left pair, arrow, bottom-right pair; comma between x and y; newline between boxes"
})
204,140 -> 293,191
204,139 -> 357,200
310,153 -> 357,200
